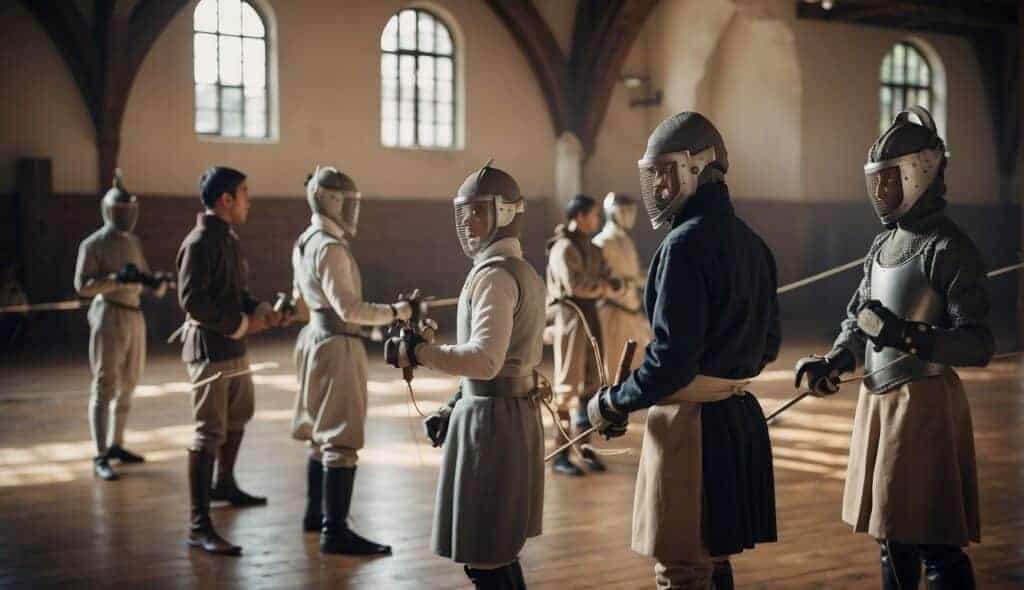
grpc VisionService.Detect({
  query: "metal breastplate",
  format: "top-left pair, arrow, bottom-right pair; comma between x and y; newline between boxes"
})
458,256 -> 545,397
863,248 -> 946,393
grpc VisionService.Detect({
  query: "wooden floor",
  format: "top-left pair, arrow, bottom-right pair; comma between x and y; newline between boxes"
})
1,336 -> 1022,589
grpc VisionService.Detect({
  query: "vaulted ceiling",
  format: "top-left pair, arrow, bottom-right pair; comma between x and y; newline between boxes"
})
17,0 -> 1022,188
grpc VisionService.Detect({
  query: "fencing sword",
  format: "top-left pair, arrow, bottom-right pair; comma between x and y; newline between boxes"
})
545,339 -> 637,462
769,257 -> 1024,422
189,361 -> 280,390
0,299 -> 87,314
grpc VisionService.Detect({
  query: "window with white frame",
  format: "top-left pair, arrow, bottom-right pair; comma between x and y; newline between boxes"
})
380,8 -> 457,148
879,42 -> 932,133
193,0 -> 269,139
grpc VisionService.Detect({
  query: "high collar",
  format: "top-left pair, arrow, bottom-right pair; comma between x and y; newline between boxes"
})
198,213 -> 231,235
474,237 -> 522,264
311,213 -> 349,242
896,196 -> 947,233
671,182 -> 734,228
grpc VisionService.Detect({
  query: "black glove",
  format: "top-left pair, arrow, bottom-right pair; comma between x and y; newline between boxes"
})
272,291 -> 296,315
586,388 -> 628,440
139,270 -> 174,289
116,263 -> 143,284
422,406 -> 452,447
384,327 -> 425,369
857,299 -> 935,357
794,348 -> 854,396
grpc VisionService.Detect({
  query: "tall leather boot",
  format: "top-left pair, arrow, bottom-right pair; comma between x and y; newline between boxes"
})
880,540 -> 922,590
321,466 -> 391,555
464,564 -> 519,589
712,560 -> 734,590
921,546 -> 975,590
187,449 -> 241,556
210,430 -> 267,506
303,458 -> 323,532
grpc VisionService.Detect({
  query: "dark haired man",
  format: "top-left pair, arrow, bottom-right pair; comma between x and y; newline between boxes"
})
176,166 -> 283,555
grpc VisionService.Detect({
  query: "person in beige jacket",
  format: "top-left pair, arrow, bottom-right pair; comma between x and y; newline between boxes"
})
545,194 -> 622,476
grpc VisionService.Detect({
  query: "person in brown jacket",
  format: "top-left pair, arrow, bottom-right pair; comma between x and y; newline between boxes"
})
175,166 -> 284,556
795,107 -> 991,590
545,194 -> 622,476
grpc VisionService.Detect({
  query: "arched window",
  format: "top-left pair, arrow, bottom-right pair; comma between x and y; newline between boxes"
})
879,42 -> 932,133
193,0 -> 269,139
380,8 -> 456,149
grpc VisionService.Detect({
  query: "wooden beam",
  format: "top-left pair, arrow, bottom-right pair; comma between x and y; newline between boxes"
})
484,0 -> 571,136
570,0 -> 658,154
19,0 -> 189,187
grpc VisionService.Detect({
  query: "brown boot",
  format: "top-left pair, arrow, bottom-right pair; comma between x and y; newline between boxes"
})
187,449 -> 242,556
211,430 -> 267,506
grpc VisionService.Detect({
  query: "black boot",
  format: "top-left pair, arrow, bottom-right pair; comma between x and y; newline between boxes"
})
303,459 -> 323,532
321,466 -> 391,555
464,564 -> 519,589
551,450 -> 584,476
93,455 -> 119,481
509,559 -> 528,589
580,447 -> 606,472
187,450 -> 241,556
106,444 -> 146,464
712,560 -> 734,590
880,540 -> 922,590
921,545 -> 975,590
210,430 -> 267,506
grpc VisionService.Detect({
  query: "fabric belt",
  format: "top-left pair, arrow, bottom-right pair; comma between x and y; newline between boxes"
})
463,374 -> 537,398
310,309 -> 362,338
97,296 -> 140,312
656,375 -> 750,405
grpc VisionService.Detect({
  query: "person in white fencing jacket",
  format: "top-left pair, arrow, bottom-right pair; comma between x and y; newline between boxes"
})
387,164 -> 545,590
290,165 -> 413,555
74,171 -> 170,481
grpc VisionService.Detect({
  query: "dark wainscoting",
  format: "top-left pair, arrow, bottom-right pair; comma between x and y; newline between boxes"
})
1,193 -> 1019,353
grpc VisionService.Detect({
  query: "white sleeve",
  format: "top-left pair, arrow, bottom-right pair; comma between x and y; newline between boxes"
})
416,267 -> 516,380
318,244 -> 394,326
74,239 -> 119,297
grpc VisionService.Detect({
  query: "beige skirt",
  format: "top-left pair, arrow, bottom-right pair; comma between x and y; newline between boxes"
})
842,369 -> 980,546
632,376 -> 749,561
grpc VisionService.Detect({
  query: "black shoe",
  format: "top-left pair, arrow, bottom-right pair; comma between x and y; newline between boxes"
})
320,466 -> 391,555
580,447 -> 606,472
107,444 -> 146,464
464,563 -> 520,589
93,456 -> 120,481
210,482 -> 267,506
303,459 -> 323,532
551,451 -> 584,477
